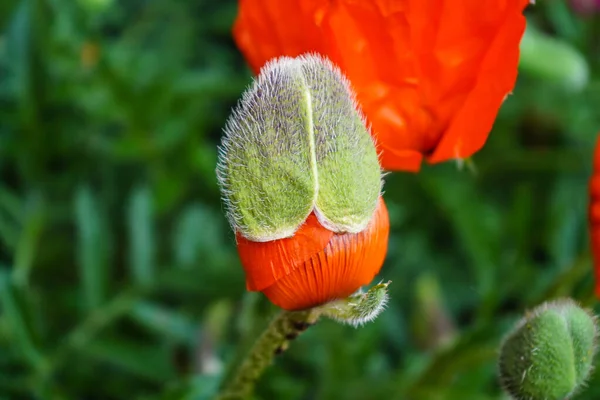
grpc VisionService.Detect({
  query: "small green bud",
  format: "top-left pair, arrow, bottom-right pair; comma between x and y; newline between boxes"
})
498,299 -> 598,400
315,281 -> 390,327
519,24 -> 589,91
217,54 -> 382,242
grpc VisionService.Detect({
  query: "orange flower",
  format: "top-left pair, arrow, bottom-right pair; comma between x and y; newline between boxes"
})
234,0 -> 529,171
589,135 -> 600,297
236,197 -> 389,310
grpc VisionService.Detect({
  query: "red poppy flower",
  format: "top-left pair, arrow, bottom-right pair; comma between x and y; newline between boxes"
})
589,135 -> 600,297
233,0 -> 529,171
236,196 -> 389,311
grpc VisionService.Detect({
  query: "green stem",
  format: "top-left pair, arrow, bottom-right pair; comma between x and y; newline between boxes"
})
216,309 -> 320,400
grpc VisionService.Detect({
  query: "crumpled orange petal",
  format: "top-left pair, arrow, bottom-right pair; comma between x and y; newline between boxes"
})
233,0 -> 529,172
589,134 -> 600,297
236,213 -> 334,292
236,197 -> 389,310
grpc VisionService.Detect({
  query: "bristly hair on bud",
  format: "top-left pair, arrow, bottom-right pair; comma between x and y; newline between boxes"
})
498,298 -> 598,400
216,53 -> 382,243
315,281 -> 390,327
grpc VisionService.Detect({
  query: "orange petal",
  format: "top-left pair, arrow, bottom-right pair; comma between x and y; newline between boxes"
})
590,134 -> 600,297
232,0 -> 529,172
377,147 -> 423,172
233,0 -> 325,74
236,213 -> 334,292
428,1 -> 528,163
262,197 -> 389,310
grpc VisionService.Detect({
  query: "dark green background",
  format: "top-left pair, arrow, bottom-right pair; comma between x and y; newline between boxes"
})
0,0 -> 599,399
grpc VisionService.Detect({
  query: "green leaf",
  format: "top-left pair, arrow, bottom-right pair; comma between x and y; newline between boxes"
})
81,337 -> 174,382
5,0 -> 51,138
172,204 -> 222,268
0,187 -> 21,251
128,186 -> 156,287
12,192 -> 45,286
130,302 -> 197,343
75,186 -> 110,311
421,168 -> 500,317
0,185 -> 24,224
0,269 -> 46,370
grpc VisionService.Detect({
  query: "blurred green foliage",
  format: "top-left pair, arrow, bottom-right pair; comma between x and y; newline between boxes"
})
0,1 -> 599,399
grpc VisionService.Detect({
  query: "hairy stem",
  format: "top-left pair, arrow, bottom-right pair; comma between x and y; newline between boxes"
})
216,309 -> 320,400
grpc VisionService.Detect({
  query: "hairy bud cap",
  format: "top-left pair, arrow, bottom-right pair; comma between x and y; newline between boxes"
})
217,54 -> 382,242
498,299 -> 598,400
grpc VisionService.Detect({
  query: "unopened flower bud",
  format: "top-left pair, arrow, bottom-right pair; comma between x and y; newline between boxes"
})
217,54 -> 388,311
498,299 -> 598,400
520,24 -> 589,91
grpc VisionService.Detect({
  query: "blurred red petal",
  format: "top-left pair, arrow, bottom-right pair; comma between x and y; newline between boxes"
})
589,134 -> 600,297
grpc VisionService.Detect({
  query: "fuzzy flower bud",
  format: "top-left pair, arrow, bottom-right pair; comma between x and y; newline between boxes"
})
217,54 -> 388,311
519,24 -> 589,91
498,299 -> 598,400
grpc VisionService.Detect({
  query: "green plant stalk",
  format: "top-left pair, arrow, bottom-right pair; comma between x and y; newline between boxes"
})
216,309 -> 320,400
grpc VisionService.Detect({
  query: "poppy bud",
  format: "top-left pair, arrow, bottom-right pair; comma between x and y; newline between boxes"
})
217,54 -> 388,311
520,24 -> 589,91
498,299 -> 598,400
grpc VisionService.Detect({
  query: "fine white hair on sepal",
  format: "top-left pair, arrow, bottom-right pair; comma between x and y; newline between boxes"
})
316,281 -> 391,328
216,56 -> 315,242
297,53 -> 383,234
216,53 -> 383,242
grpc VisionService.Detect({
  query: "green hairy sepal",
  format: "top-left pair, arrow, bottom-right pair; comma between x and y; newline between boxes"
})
316,281 -> 390,327
498,299 -> 598,400
217,54 -> 382,242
